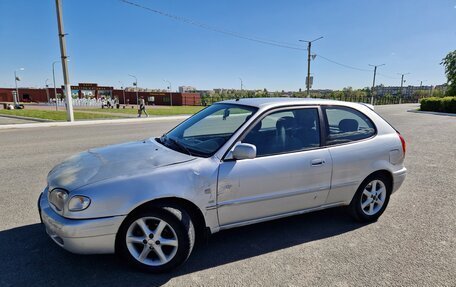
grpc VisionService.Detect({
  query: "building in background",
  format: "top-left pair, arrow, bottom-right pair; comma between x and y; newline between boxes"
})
111,90 -> 200,106
0,87 -> 63,103
0,83 -> 201,106
178,86 -> 196,93
375,85 -> 433,97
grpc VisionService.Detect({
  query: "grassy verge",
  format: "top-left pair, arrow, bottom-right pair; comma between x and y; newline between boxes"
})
0,109 -> 123,121
75,105 -> 204,116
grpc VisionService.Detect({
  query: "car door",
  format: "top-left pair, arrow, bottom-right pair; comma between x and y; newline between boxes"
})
217,107 -> 333,227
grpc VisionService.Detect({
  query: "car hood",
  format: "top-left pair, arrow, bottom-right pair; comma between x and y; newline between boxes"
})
47,138 -> 195,191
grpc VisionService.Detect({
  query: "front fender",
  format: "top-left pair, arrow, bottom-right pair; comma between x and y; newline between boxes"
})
64,157 -> 220,229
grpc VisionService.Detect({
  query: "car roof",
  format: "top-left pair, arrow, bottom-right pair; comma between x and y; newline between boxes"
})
219,97 -> 369,110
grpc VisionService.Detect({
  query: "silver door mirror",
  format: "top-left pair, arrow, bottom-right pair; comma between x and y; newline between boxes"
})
232,143 -> 256,160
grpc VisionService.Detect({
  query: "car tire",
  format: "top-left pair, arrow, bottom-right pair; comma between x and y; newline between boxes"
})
116,207 -> 195,273
349,174 -> 391,222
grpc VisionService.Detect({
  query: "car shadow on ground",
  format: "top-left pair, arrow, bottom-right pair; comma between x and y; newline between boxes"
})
0,207 -> 368,287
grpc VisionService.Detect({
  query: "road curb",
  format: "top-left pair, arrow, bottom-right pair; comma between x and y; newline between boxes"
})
0,114 -> 53,122
0,115 -> 190,130
407,109 -> 456,117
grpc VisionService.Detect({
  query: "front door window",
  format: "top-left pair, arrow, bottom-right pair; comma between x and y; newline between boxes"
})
241,108 -> 320,156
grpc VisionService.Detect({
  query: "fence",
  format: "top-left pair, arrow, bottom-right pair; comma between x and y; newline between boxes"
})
201,94 -> 421,106
51,98 -> 113,107
314,95 -> 420,105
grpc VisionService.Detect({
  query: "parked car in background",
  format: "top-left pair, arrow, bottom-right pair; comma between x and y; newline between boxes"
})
38,98 -> 407,272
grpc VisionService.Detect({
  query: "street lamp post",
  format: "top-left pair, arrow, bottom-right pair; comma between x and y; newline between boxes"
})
119,81 -> 126,106
418,80 -> 426,100
52,60 -> 60,111
128,74 -> 138,107
164,80 -> 172,106
13,68 -> 24,106
45,79 -> 50,103
299,36 -> 323,97
55,0 -> 74,122
419,80 -> 426,92
368,64 -> 385,105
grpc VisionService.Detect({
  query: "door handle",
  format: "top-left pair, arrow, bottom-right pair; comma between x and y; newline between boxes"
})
311,159 -> 326,166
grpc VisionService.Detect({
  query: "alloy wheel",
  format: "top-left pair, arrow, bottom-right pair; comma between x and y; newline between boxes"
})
360,179 -> 387,216
125,216 -> 178,266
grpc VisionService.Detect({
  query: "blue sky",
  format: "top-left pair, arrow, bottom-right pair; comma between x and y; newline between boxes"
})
0,0 -> 455,91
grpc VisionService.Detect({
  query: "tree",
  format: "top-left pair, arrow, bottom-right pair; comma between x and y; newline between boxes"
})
441,50 -> 456,96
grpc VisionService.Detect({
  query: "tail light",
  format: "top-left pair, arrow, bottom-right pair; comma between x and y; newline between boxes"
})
398,132 -> 406,155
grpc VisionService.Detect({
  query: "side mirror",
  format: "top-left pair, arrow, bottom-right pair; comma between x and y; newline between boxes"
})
232,143 -> 256,160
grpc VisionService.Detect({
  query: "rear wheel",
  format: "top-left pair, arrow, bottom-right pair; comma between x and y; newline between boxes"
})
350,174 -> 391,222
116,207 -> 195,273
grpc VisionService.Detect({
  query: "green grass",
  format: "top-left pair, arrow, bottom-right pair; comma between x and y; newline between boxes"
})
75,105 -> 204,116
0,105 -> 204,121
0,109 -> 123,121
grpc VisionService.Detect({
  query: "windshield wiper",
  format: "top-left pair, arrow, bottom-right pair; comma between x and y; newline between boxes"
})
164,136 -> 193,156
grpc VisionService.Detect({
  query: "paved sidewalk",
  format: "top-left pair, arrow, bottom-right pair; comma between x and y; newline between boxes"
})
0,115 -> 190,130
0,115 -> 38,125
73,110 -> 136,118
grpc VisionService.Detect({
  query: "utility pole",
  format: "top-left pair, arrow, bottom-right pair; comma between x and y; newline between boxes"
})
129,74 -> 139,107
368,64 -> 385,105
55,0 -> 74,122
239,77 -> 243,91
52,61 -> 60,111
13,68 -> 24,106
299,36 -> 323,97
398,73 -> 410,103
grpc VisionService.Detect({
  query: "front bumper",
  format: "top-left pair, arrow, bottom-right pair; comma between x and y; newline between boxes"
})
38,189 -> 126,254
392,167 -> 407,194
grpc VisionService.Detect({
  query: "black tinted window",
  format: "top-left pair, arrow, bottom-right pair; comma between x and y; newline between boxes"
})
324,107 -> 375,145
242,108 -> 320,156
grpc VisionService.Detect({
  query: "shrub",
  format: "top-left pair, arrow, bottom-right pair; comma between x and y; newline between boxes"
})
420,97 -> 456,113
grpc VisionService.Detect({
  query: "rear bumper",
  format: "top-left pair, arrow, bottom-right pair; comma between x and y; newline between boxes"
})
392,167 -> 407,194
38,190 -> 126,254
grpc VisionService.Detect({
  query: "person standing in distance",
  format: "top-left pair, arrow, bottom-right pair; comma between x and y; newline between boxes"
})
138,96 -> 149,117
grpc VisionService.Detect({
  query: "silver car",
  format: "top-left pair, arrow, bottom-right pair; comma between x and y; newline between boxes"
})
38,98 -> 407,272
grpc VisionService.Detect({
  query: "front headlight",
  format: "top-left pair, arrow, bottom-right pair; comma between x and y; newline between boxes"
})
68,196 -> 91,211
49,188 -> 68,212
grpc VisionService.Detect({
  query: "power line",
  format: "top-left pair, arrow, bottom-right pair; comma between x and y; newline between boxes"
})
377,72 -> 399,80
119,0 -> 307,51
119,0 -> 400,81
316,54 -> 399,79
315,54 -> 371,72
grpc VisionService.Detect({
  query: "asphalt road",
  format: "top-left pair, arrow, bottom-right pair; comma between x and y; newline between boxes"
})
0,104 -> 454,286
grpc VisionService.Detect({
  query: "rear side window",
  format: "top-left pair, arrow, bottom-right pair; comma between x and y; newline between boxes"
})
324,106 -> 375,145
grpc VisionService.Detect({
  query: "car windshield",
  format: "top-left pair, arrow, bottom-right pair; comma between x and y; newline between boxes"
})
159,103 -> 258,157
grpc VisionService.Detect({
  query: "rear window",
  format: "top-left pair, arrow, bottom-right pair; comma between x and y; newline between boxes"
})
324,106 -> 376,145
